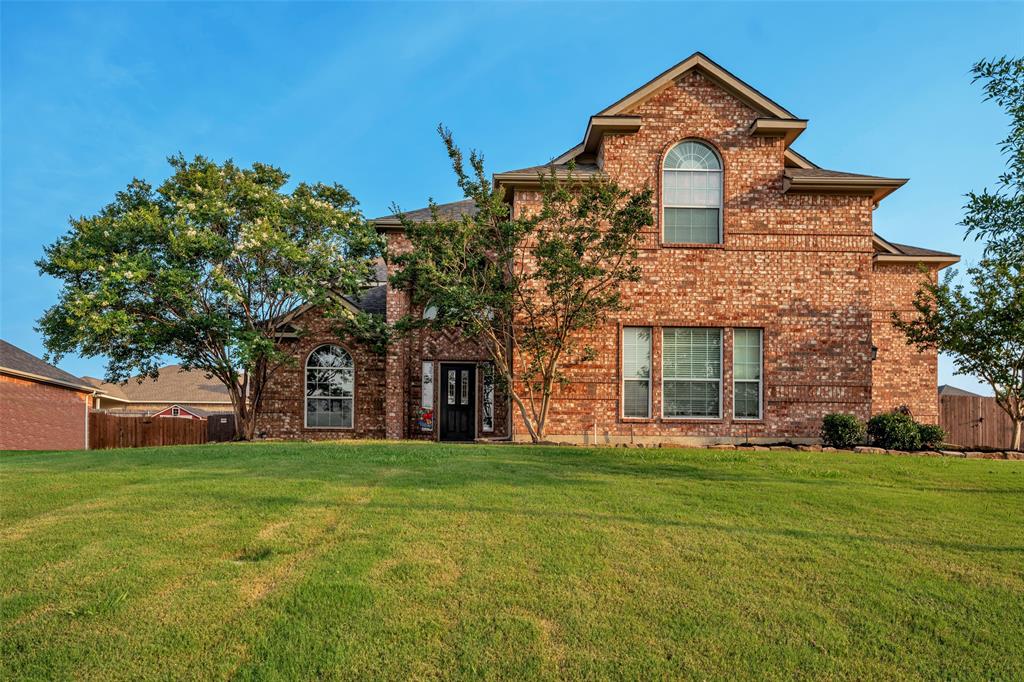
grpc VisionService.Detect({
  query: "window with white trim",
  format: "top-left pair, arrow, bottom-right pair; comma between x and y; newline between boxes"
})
305,345 -> 354,428
622,327 -> 652,418
663,141 -> 722,244
733,329 -> 762,419
662,328 -> 722,418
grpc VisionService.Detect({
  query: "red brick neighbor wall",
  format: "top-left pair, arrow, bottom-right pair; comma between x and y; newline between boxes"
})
510,71 -> 876,444
0,374 -> 91,450
256,307 -> 386,440
871,262 -> 940,423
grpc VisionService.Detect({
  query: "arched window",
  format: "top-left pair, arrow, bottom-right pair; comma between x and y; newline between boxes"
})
662,141 -> 722,244
305,345 -> 354,428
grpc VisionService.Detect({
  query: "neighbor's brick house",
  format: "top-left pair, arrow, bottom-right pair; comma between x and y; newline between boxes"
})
0,340 -> 94,451
257,53 -> 957,445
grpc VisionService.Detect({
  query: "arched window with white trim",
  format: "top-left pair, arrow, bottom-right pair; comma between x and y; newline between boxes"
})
662,141 -> 723,244
305,344 -> 354,428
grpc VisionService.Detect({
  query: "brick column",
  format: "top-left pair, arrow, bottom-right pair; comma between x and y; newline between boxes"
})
384,232 -> 411,440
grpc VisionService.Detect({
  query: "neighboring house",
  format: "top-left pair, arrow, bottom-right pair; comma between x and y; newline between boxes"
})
83,364 -> 232,416
0,340 -> 95,450
150,404 -> 210,420
257,52 -> 958,445
938,384 -> 984,398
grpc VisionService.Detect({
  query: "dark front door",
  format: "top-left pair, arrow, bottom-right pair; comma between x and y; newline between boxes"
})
440,363 -> 475,442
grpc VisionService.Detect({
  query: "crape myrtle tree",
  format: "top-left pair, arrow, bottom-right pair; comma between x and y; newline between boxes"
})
390,127 -> 653,443
894,57 -> 1024,450
37,155 -> 383,440
893,259 -> 1023,449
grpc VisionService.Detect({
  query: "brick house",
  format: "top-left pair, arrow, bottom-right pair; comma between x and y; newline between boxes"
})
257,53 -> 957,445
0,340 -> 95,451
83,364 -> 233,416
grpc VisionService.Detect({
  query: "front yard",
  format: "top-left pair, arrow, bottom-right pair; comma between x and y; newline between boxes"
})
2,442 -> 1022,679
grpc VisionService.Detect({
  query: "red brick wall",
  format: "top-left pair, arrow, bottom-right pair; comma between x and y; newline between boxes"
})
381,231 -> 510,440
256,308 -> 387,439
0,374 -> 91,451
511,71 -> 876,444
871,262 -> 940,423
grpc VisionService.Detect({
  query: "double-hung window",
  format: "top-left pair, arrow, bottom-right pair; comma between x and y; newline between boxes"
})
733,329 -> 763,419
662,328 -> 722,418
622,327 -> 652,418
663,141 -> 723,244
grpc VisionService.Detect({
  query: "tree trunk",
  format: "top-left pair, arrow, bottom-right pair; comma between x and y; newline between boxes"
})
509,390 -> 541,443
1013,419 -> 1022,451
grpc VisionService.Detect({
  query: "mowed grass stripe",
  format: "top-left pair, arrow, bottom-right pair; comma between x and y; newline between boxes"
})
1,442 -> 1021,680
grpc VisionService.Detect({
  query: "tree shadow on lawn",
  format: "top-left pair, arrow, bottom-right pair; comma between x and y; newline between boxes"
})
355,499 -> 1024,555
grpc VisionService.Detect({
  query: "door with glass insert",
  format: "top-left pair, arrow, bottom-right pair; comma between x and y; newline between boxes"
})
440,363 -> 476,441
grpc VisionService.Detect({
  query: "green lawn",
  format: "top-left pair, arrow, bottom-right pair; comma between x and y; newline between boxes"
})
2,442 -> 1022,680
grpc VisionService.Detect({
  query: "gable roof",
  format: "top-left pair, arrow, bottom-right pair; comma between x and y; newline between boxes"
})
84,364 -> 231,405
553,52 -> 814,168
0,339 -> 93,391
152,403 -> 212,418
939,384 -> 985,398
273,284 -> 389,333
597,52 -> 798,120
344,284 -> 387,316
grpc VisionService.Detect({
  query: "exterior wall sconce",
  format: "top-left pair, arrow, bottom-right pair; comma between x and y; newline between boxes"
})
871,345 -> 878,361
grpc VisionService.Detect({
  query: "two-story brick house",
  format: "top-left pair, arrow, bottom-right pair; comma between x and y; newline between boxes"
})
256,53 -> 958,445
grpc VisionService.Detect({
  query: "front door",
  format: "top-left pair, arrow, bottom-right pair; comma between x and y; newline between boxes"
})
440,363 -> 475,442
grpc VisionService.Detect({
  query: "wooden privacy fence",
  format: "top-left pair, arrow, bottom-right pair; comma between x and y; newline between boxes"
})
940,395 -> 1015,449
89,411 -> 208,450
207,413 -> 236,442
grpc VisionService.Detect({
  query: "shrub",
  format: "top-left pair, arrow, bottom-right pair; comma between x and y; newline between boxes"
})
821,413 -> 866,449
867,412 -> 922,451
917,423 -> 946,449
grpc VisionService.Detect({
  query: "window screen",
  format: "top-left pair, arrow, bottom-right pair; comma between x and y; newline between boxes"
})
622,327 -> 651,418
733,329 -> 762,419
663,328 -> 721,418
663,141 -> 722,244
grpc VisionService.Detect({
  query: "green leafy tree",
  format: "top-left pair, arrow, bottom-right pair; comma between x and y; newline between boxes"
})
962,57 -> 1023,263
390,127 -> 653,442
895,57 -> 1024,451
893,258 -> 1023,450
37,154 -> 383,440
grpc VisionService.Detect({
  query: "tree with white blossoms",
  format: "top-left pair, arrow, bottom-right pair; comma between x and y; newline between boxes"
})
37,154 -> 383,439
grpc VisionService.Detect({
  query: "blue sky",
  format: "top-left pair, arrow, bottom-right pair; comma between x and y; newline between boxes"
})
2,2 -> 1021,393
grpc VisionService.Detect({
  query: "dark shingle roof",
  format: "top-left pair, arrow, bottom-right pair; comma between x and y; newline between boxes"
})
0,340 -> 91,390
494,162 -> 600,178
344,285 -> 387,316
888,242 -> 959,258
373,199 -> 477,224
785,168 -> 892,181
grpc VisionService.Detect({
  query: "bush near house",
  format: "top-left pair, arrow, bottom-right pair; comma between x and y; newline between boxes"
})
822,412 -> 947,451
820,413 -> 866,448
867,411 -> 923,451
917,423 -> 947,449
